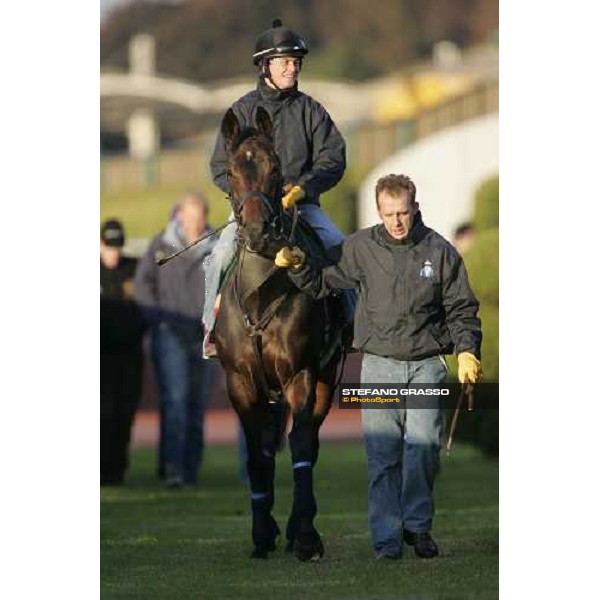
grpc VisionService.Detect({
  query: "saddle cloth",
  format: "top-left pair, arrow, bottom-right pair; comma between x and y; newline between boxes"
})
219,211 -> 345,369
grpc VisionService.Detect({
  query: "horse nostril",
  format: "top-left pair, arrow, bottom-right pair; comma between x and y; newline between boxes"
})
245,221 -> 266,244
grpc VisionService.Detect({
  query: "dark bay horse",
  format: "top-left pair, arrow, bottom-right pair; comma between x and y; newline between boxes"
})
214,107 -> 343,561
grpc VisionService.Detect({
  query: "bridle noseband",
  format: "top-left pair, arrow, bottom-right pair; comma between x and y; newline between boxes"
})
233,189 -> 281,225
226,153 -> 294,248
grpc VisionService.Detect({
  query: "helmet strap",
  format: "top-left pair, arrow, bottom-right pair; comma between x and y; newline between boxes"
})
260,59 -> 283,91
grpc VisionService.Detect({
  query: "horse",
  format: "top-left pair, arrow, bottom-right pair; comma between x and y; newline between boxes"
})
213,106 -> 344,561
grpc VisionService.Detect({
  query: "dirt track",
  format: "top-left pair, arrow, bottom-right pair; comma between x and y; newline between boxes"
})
131,405 -> 362,447
133,351 -> 364,446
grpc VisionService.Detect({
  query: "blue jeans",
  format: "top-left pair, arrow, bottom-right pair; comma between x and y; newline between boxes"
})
360,353 -> 447,556
202,206 -> 348,332
152,323 -> 214,484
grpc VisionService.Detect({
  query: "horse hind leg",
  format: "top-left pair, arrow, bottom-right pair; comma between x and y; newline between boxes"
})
311,378 -> 335,467
284,367 -> 336,555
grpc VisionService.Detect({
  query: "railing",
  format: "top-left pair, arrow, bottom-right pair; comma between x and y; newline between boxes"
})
101,135 -> 215,195
345,78 -> 498,173
101,77 -> 498,194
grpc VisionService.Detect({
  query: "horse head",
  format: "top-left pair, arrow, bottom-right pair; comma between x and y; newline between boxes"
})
221,107 -> 283,253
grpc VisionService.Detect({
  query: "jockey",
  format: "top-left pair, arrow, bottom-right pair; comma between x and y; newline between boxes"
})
202,19 -> 350,358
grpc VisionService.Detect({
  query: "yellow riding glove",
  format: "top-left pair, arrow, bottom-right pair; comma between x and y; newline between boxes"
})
457,352 -> 483,384
281,185 -> 305,209
275,246 -> 306,270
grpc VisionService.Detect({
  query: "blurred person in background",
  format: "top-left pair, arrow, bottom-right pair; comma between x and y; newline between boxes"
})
135,192 -> 217,488
276,174 -> 482,560
100,219 -> 146,486
202,19 -> 351,358
452,222 -> 476,255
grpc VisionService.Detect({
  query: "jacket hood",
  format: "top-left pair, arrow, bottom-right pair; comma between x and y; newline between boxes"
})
162,213 -> 186,251
161,213 -> 216,263
374,211 -> 429,248
256,76 -> 299,104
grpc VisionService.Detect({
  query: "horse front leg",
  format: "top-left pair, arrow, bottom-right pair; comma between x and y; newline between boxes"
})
284,369 -> 324,562
226,372 -> 279,558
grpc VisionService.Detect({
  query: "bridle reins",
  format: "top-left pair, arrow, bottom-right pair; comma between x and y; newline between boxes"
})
226,141 -> 299,329
226,151 -> 301,403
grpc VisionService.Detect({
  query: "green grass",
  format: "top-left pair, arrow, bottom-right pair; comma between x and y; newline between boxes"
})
100,182 -> 232,240
100,166 -> 366,240
101,442 -> 498,599
100,182 -> 356,240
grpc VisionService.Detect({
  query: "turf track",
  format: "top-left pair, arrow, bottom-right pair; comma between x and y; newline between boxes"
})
101,442 -> 498,599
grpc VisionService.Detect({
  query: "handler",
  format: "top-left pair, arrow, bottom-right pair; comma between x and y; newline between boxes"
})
202,19 -> 348,358
275,174 -> 483,560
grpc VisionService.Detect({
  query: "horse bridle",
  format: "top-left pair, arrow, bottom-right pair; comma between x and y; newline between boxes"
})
232,190 -> 282,238
227,183 -> 297,247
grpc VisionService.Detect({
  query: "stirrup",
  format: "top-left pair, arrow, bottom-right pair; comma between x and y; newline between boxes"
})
202,331 -> 218,360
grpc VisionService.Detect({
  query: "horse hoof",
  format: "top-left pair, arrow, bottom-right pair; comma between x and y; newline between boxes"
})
252,531 -> 278,557
293,535 -> 324,562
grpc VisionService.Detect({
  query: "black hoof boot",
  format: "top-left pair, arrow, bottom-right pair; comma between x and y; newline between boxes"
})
285,515 -> 298,553
252,516 -> 280,557
267,516 -> 281,551
250,547 -> 269,559
293,531 -> 325,562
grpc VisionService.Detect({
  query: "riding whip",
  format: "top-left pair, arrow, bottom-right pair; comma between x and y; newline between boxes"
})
445,383 -> 475,455
155,219 -> 235,266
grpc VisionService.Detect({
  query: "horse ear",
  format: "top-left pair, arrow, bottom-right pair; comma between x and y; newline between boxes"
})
221,108 -> 241,147
255,107 -> 273,138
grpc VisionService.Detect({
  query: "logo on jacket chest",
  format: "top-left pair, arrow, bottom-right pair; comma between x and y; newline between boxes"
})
419,260 -> 434,279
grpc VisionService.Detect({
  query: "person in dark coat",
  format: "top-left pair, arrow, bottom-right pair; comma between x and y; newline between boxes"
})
135,192 -> 217,488
100,219 -> 146,486
276,174 -> 483,560
201,19 -> 351,358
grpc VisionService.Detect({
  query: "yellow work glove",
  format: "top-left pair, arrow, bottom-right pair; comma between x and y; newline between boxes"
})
275,246 -> 306,270
457,352 -> 482,384
281,185 -> 305,209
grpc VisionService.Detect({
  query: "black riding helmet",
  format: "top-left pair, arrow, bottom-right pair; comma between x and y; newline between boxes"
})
253,19 -> 308,66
